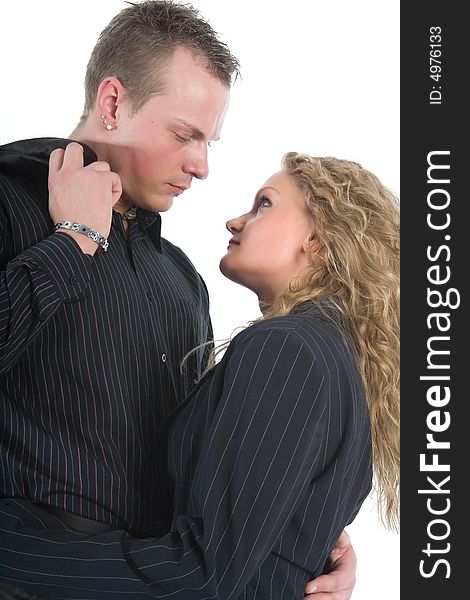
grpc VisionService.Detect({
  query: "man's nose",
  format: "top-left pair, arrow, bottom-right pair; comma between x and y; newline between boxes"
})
183,143 -> 209,180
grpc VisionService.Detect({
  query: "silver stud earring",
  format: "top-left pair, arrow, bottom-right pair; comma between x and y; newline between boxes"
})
101,114 -> 113,131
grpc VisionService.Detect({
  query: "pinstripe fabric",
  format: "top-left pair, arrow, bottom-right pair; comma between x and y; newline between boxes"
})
0,307 -> 372,599
0,138 -> 213,535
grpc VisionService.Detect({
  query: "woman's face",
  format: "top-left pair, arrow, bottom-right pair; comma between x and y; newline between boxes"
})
220,171 -> 315,302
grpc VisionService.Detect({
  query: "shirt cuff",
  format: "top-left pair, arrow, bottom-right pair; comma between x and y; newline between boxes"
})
15,232 -> 94,302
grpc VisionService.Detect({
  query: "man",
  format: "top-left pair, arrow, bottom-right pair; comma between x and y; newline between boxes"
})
0,1 -> 356,597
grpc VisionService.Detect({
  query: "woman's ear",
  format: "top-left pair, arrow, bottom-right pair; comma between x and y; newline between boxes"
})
302,233 -> 322,255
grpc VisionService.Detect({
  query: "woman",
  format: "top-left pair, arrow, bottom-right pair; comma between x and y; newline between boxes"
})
0,152 -> 399,599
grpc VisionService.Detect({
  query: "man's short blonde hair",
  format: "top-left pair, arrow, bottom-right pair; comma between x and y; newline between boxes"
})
81,0 -> 240,120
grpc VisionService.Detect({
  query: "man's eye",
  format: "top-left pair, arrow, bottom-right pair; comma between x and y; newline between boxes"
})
174,132 -> 191,142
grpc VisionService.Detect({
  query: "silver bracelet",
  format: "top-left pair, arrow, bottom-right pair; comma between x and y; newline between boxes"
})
54,221 -> 109,252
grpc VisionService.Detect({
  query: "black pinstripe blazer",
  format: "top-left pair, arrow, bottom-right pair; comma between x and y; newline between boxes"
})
150,308 -> 373,598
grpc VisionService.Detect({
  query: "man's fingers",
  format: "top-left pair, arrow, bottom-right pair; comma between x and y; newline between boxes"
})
61,142 -> 85,169
305,573 -> 342,594
85,161 -> 111,172
110,172 -> 123,205
48,142 -> 121,220
86,161 -> 121,203
304,572 -> 354,598
48,148 -> 65,175
86,163 -> 121,204
303,533 -> 356,598
49,142 -> 84,178
333,530 -> 351,551
304,592 -> 349,600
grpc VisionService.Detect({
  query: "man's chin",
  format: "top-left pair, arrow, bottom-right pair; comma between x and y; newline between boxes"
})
157,196 -> 175,212
139,194 -> 175,213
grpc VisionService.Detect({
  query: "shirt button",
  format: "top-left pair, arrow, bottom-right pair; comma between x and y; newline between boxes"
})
69,275 -> 78,285
146,292 -> 154,301
161,353 -> 167,363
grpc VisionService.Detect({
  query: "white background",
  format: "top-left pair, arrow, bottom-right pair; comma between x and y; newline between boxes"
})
0,1 -> 400,598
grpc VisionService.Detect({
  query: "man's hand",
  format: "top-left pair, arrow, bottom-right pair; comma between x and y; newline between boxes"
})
304,531 -> 356,599
48,142 -> 122,254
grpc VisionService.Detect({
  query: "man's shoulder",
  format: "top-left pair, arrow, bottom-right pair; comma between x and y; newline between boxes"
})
0,137 -> 63,172
0,137 -> 96,181
0,157 -> 48,218
0,140 -> 56,244
0,138 -> 57,208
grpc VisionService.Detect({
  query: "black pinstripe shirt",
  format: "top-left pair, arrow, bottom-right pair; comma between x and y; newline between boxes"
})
0,306 -> 372,599
0,138 -> 213,535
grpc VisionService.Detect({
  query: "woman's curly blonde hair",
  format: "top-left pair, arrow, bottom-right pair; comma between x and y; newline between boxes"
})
263,152 -> 400,532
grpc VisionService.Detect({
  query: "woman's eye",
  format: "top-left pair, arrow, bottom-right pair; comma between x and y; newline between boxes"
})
258,196 -> 272,209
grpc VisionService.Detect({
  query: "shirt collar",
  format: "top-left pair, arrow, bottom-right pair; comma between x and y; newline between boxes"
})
135,209 -> 162,251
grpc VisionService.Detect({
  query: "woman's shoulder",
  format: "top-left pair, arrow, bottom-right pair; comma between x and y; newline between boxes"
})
215,305 -> 364,411
230,304 -> 352,363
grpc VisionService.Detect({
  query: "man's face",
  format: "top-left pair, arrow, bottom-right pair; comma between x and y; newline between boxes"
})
111,47 -> 230,212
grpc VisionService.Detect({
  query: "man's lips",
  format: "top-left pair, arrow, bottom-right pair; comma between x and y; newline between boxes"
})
168,183 -> 189,195
228,238 -> 240,247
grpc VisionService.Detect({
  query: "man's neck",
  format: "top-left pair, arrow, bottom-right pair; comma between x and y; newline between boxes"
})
68,122 -> 134,218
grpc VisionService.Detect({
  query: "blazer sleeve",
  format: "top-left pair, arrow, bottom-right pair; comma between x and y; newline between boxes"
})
184,326 -> 332,593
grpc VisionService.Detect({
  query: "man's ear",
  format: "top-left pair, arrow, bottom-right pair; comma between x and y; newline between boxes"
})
96,76 -> 127,126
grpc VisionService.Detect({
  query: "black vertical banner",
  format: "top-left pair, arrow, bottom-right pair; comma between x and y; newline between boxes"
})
401,2 -> 465,597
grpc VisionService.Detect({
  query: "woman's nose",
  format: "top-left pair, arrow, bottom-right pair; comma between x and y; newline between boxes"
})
226,214 -> 245,233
